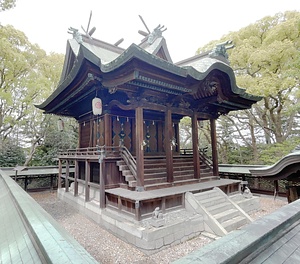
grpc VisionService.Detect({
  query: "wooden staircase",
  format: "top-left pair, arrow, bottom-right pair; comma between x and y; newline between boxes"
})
117,155 -> 215,190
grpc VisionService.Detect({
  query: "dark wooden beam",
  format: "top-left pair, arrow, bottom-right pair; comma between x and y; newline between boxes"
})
210,119 -> 219,176
192,112 -> 200,179
135,106 -> 144,191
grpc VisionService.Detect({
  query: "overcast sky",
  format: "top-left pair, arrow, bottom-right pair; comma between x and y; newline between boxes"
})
1,0 -> 299,62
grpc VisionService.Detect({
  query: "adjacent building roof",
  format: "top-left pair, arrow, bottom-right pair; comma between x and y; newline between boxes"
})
250,148 -> 300,181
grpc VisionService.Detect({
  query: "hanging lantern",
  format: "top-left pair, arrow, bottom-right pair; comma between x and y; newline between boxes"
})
57,118 -> 64,131
92,97 -> 102,115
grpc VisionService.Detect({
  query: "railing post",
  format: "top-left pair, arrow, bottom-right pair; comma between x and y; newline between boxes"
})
192,111 -> 200,179
210,118 -> 219,176
85,160 -> 90,202
99,148 -> 106,208
135,106 -> 144,191
74,160 -> 79,196
65,160 -> 70,192
58,159 -> 62,189
165,108 -> 173,183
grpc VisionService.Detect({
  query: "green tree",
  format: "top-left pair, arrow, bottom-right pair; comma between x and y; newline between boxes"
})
0,24 -> 67,166
29,116 -> 78,166
0,139 -> 25,167
0,0 -> 16,11
197,11 -> 300,164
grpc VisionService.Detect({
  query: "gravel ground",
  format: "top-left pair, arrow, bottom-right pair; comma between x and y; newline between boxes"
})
30,192 -> 288,264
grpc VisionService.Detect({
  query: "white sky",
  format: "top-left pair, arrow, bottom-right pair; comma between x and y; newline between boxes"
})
1,0 -> 299,62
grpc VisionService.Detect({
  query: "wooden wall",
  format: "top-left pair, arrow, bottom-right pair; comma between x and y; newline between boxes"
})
79,113 -> 179,154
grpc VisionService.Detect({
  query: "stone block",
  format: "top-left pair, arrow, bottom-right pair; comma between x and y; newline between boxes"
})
155,238 -> 164,249
164,233 -> 175,246
116,221 -> 143,238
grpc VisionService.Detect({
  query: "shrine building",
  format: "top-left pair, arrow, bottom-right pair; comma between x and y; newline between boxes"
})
36,23 -> 261,240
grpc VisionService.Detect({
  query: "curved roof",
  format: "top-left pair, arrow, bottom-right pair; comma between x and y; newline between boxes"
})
250,149 -> 300,180
36,32 -> 261,120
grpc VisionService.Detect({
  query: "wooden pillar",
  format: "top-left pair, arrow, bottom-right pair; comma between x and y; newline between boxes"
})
135,106 -> 144,191
104,113 -> 112,147
174,122 -> 180,153
165,108 -> 174,183
192,112 -> 200,179
50,175 -> 53,192
85,160 -> 90,201
65,160 -> 70,192
74,160 -> 79,196
58,159 -> 62,189
210,119 -> 219,176
24,176 -> 28,192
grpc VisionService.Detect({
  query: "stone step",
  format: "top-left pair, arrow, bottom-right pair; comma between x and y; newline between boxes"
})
222,215 -> 247,232
214,208 -> 240,223
194,189 -> 220,200
205,201 -> 233,215
199,196 -> 227,207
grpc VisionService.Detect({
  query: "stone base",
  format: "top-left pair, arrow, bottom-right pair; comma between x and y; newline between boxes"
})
57,188 -> 204,254
150,218 -> 166,228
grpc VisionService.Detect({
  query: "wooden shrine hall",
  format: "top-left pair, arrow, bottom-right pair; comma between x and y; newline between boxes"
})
36,23 -> 261,221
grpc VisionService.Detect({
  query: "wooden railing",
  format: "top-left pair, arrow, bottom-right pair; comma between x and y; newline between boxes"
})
119,146 -> 137,180
59,145 -> 138,181
199,147 -> 213,168
180,147 -> 213,168
58,146 -> 120,158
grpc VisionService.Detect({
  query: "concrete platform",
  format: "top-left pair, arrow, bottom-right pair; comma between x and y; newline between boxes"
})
60,178 -> 244,253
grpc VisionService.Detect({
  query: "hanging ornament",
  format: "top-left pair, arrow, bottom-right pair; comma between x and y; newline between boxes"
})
92,97 -> 102,115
